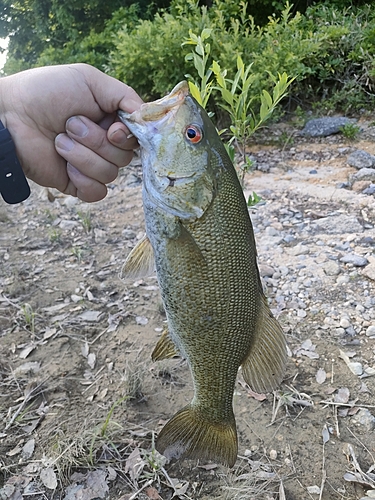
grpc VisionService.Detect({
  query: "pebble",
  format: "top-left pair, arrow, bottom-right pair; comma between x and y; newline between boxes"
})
323,261 -> 341,276
340,254 -> 368,267
366,325 -> 375,337
350,408 -> 375,431
347,150 -> 375,169
339,318 -> 351,328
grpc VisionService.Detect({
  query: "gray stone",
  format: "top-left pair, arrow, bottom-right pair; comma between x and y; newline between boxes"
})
339,317 -> 351,328
340,254 -> 368,267
347,150 -> 375,169
259,264 -> 276,277
323,261 -> 341,276
122,229 -> 137,240
311,214 -> 363,234
59,220 -> 79,230
350,168 -> 375,184
351,408 -> 375,431
336,275 -> 350,285
362,184 -> 375,195
366,325 -> 375,337
301,117 -> 355,137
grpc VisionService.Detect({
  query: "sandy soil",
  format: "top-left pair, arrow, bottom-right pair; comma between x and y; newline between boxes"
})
1,121 -> 375,500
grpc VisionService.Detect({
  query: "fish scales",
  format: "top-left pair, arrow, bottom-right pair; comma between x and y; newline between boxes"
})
118,81 -> 287,467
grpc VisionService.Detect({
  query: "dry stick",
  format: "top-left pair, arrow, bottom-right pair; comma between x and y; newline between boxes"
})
128,479 -> 153,500
333,404 -> 340,439
319,427 -> 328,500
346,426 -> 375,464
4,380 -> 46,431
320,401 -> 375,409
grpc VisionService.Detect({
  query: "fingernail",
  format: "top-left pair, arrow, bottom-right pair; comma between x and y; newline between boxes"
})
66,116 -> 88,138
55,134 -> 74,152
109,128 -> 128,144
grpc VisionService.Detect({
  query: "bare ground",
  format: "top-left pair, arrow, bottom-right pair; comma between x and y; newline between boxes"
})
1,120 -> 375,500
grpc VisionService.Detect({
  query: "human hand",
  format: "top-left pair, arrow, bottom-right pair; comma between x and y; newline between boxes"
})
0,63 -> 143,202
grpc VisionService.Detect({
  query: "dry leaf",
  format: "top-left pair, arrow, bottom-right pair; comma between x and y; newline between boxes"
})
13,362 -> 40,375
307,485 -> 321,494
322,425 -> 330,444
145,487 -> 161,499
339,350 -> 363,375
43,327 -> 57,339
7,442 -> 23,457
78,310 -> 102,322
81,342 -> 89,358
125,448 -> 146,482
40,467 -> 57,490
87,353 -> 96,369
316,368 -> 327,384
334,387 -> 350,404
22,439 -> 35,460
42,303 -> 69,314
19,344 -> 36,359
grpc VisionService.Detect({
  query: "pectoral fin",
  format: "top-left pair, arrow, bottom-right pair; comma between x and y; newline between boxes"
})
120,234 -> 155,280
241,295 -> 286,393
152,328 -> 179,361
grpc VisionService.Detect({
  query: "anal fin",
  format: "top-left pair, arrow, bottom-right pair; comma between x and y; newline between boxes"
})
152,328 -> 179,361
241,294 -> 287,394
120,234 -> 155,281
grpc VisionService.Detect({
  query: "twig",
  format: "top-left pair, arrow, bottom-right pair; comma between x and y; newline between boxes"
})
320,401 -> 375,409
333,404 -> 340,439
4,380 -> 46,431
128,479 -> 153,500
346,426 -> 375,464
318,426 -> 327,500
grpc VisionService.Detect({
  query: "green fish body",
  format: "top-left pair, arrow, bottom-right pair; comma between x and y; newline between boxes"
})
118,82 -> 286,468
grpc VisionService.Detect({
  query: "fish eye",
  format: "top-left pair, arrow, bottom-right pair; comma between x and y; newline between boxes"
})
185,125 -> 203,144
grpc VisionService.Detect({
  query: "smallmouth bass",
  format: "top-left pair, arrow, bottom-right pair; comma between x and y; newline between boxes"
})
118,82 -> 286,468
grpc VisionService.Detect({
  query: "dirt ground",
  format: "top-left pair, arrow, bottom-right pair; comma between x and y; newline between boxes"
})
1,120 -> 375,500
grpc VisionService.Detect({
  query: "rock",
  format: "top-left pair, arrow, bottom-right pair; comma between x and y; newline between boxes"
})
347,150 -> 375,169
339,317 -> 351,328
340,254 -> 368,267
301,117 -> 355,137
122,229 -> 137,239
362,184 -> 375,195
352,180 -> 371,193
350,408 -> 375,431
350,168 -> 375,185
362,258 -> 375,281
323,261 -> 341,276
288,244 -> 309,256
336,275 -> 349,285
59,219 -> 79,230
259,264 -> 276,277
311,214 -> 363,234
366,325 -> 375,337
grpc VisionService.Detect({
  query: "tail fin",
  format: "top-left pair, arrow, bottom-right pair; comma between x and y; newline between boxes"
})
156,405 -> 238,467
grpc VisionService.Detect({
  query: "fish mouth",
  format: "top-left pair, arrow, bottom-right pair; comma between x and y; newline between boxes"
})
118,81 -> 189,127
158,173 -> 196,189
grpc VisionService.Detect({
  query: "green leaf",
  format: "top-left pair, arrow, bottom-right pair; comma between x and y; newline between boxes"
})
201,28 -> 212,41
188,82 -> 203,105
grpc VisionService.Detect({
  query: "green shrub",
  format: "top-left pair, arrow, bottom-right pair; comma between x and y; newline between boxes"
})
300,4 -> 375,112
108,1 -> 318,102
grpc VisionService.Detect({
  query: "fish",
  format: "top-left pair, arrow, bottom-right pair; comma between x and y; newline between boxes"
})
118,81 -> 286,468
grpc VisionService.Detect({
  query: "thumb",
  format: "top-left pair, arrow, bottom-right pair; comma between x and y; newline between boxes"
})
81,64 -> 143,114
